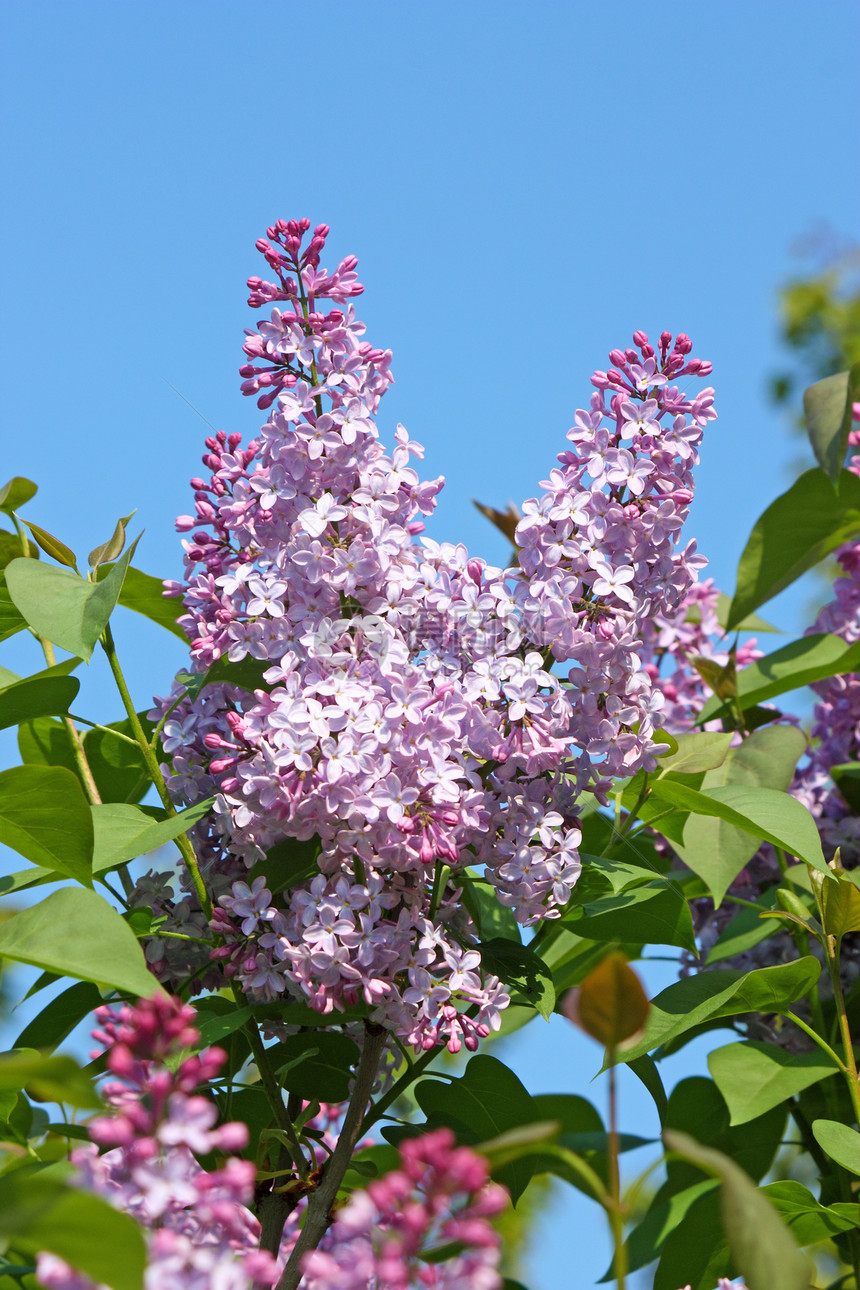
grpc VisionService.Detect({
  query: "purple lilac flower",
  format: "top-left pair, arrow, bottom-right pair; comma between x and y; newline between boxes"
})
149,223 -> 716,1052
36,995 -> 280,1290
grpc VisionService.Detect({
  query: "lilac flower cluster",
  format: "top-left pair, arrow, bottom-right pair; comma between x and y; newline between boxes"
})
36,995 -> 280,1290
300,1127 -> 506,1290
149,219 -> 716,1051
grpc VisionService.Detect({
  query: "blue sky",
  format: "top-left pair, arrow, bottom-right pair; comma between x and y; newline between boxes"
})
1,2 -> 859,1285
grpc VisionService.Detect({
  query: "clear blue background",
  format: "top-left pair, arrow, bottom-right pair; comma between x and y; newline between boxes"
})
0,3 -> 858,1286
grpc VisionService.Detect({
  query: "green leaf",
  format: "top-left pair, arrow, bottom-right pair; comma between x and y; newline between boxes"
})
267,1031 -> 360,1102
0,477 -> 37,514
193,1003 -> 255,1048
570,881 -> 696,952
460,873 -> 522,943
23,521 -> 78,570
0,887 -> 167,997
91,798 -> 214,873
708,1041 -> 839,1125
0,674 -> 79,731
656,731 -> 734,775
803,363 -> 860,484
705,891 -> 780,965
662,1076 -> 786,1190
819,861 -> 860,938
95,564 -> 188,640
0,1050 -> 101,1109
615,958 -> 822,1066
670,724 -> 808,905
606,1178 -> 719,1280
812,1118 -> 860,1176
13,982 -> 103,1053
0,573 -> 26,642
88,512 -> 136,571
651,778 -> 826,902
5,540 -> 139,660
727,466 -> 860,629
652,1188 -> 730,1290
628,1054 -> 668,1125
247,834 -> 321,895
0,764 -> 93,885
664,1129 -> 812,1290
0,1167 -> 146,1290
699,632 -> 860,724
686,591 -> 779,633
478,938 -> 555,1018
0,864 -> 56,896
761,1179 -> 860,1244
414,1055 -> 537,1203
0,528 -> 38,571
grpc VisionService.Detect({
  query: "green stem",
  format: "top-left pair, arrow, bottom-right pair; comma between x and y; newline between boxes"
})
276,1023 -> 387,1290
100,623 -> 211,917
781,1010 -> 847,1072
826,938 -> 860,1128
236,991 -> 310,1180
606,1055 -> 627,1290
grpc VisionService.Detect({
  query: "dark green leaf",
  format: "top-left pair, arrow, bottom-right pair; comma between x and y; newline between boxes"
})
414,1055 -> 537,1203
0,764 -> 93,885
652,1188 -> 730,1290
0,573 -> 26,642
249,835 -> 321,895
0,887 -> 167,997
803,363 -> 860,484
664,1129 -> 812,1290
0,675 -> 79,731
193,1004 -> 255,1048
267,1032 -> 360,1102
84,713 -> 153,804
727,466 -> 860,628
5,540 -> 139,660
0,528 -> 38,571
478,938 -> 555,1019
628,1054 -> 668,1125
699,633 -> 860,724
705,891 -> 780,965
13,982 -> 103,1053
91,798 -> 214,873
459,873 -> 522,943
708,1041 -> 839,1125
0,1168 -> 146,1290
615,958 -> 822,1066
607,1178 -> 719,1280
0,477 -> 37,514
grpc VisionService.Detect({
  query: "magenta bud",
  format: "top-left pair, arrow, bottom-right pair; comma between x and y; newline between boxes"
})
255,238 -> 272,254
633,330 -> 649,346
608,349 -> 626,366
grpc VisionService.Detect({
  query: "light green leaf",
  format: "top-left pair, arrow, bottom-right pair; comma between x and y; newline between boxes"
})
705,891 -> 780,965
0,887 -> 167,997
699,632 -> 860,724
570,881 -> 696,952
0,477 -> 37,513
91,798 -> 214,873
0,1167 -> 146,1290
0,764 -> 93,885
652,775 -> 827,903
727,466 -> 860,629
5,540 -> 139,660
762,1179 -> 860,1244
0,1049 -> 101,1109
614,958 -> 821,1066
812,1118 -> 860,1176
803,363 -> 860,484
656,731 -> 734,775
708,1041 -> 839,1125
670,724 -> 808,905
664,1130 -> 812,1290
